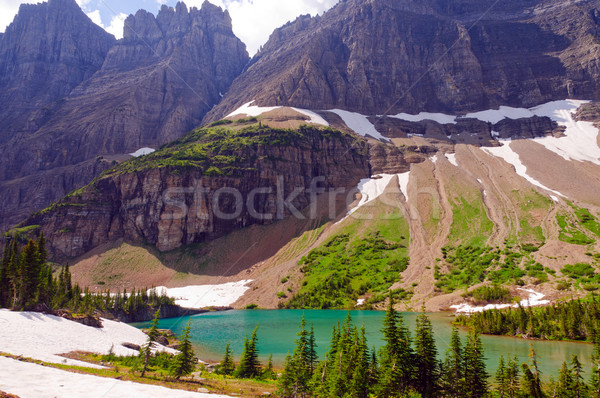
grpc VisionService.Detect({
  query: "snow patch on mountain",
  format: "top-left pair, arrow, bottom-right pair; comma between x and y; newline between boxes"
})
451,288 -> 550,313
397,172 -> 410,202
129,147 -> 155,157
482,139 -> 566,198
226,101 -> 280,118
445,153 -> 459,167
327,109 -> 389,141
391,111 -> 457,125
291,107 -> 330,126
149,280 -> 253,309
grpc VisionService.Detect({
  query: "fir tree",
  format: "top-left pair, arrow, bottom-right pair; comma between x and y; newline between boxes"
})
505,355 -> 520,398
557,361 -> 574,398
262,354 -> 276,380
414,310 -> 439,397
463,330 -> 488,398
496,355 -> 508,398
521,345 -> 543,398
377,291 -> 414,396
220,342 -> 235,375
591,334 -> 600,397
440,326 -> 464,397
279,315 -> 314,397
140,308 -> 161,377
0,239 -> 11,307
170,321 -> 196,379
235,324 -> 261,378
571,354 -> 587,398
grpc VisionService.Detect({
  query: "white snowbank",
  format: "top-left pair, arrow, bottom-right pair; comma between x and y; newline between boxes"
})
431,155 -> 439,163
530,100 -> 600,166
356,298 -> 365,306
391,111 -> 457,125
0,310 -> 174,368
290,107 -> 330,126
397,171 -> 410,203
0,356 -> 231,398
450,288 -> 550,314
129,147 -> 155,157
346,174 -> 396,216
327,109 -> 389,141
445,153 -> 459,167
150,280 -> 252,309
225,102 -> 329,127
226,101 -> 280,118
464,106 -> 536,124
464,100 -> 600,165
482,139 -> 565,198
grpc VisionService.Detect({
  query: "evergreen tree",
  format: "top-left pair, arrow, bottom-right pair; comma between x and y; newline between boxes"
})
220,342 -> 235,376
0,239 -> 11,307
308,324 -> 318,374
377,291 -> 414,396
521,345 -> 543,398
170,321 -> 196,380
463,330 -> 488,398
235,325 -> 261,378
591,334 -> 600,397
496,355 -> 508,398
262,354 -> 276,380
440,326 -> 464,397
414,310 -> 439,397
505,355 -> 520,398
571,354 -> 587,398
279,315 -> 314,397
556,361 -> 574,398
140,308 -> 161,377
19,239 -> 41,308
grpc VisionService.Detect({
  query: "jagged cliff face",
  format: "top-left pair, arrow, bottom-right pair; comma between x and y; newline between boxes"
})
21,124 -> 371,258
0,0 -> 249,231
0,0 -> 115,142
205,0 -> 600,122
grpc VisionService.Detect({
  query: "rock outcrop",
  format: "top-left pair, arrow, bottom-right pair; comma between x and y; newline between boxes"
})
205,0 -> 600,122
0,0 -> 249,231
17,124 -> 371,259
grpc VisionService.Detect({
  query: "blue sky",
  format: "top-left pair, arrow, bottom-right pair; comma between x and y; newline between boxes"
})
0,0 -> 339,55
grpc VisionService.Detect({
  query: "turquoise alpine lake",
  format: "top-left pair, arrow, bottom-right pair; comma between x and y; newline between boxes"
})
132,309 -> 593,379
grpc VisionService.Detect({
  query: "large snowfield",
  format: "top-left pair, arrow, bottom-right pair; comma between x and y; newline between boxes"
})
0,310 -> 175,368
150,280 -> 253,309
450,288 -> 550,314
0,310 -> 230,397
0,356 -> 230,398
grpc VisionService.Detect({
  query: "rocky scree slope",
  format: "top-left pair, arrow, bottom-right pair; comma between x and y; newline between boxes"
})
0,0 -> 249,231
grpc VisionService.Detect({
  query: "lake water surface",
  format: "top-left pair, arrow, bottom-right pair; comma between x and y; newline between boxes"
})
132,309 -> 593,379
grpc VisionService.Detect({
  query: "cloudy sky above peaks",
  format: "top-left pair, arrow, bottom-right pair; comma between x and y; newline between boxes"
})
0,0 -> 339,55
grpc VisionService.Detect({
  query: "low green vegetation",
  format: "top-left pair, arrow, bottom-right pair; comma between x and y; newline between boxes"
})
571,203 -> 600,238
435,245 -> 536,293
557,213 -> 595,245
448,195 -> 494,248
285,231 -> 409,309
102,124 -> 361,178
514,190 -> 551,246
462,285 -> 512,304
455,294 -> 600,341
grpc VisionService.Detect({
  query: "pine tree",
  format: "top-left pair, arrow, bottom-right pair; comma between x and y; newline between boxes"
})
571,354 -> 587,398
220,342 -> 235,375
170,321 -> 196,380
591,334 -> 600,397
263,354 -> 276,380
140,308 -> 161,377
235,324 -> 261,378
463,330 -> 488,398
505,355 -> 520,398
308,324 -> 318,374
19,239 -> 41,308
521,345 -> 543,398
278,315 -> 313,397
377,291 -> 414,396
496,355 -> 508,398
0,239 -> 11,307
557,361 -> 574,398
440,326 -> 464,397
414,310 -> 439,397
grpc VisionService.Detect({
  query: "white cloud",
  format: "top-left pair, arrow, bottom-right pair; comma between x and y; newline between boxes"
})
104,12 -> 127,39
185,0 -> 340,56
86,9 -> 103,26
0,0 -> 26,32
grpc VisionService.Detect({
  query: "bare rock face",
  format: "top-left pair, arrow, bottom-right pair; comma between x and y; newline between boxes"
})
205,0 -> 600,122
19,126 -> 371,259
0,1 -> 249,231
